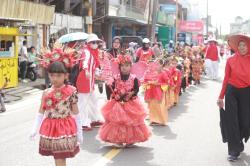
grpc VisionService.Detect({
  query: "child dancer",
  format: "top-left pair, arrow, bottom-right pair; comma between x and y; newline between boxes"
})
170,58 -> 182,105
99,55 -> 151,147
162,58 -> 172,110
144,59 -> 168,126
30,61 -> 82,166
191,58 -> 202,85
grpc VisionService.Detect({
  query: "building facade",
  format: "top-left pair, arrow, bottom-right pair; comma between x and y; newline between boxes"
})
229,16 -> 250,35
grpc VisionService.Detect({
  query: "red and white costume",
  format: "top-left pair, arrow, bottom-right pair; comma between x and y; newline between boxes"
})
136,47 -> 154,63
39,85 -> 80,159
204,42 -> 220,79
76,46 -> 103,127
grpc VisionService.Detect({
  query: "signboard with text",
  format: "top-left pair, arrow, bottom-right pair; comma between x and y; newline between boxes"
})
179,21 -> 204,32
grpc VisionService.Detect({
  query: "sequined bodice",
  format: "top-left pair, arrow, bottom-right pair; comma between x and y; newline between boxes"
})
42,85 -> 78,119
114,74 -> 135,94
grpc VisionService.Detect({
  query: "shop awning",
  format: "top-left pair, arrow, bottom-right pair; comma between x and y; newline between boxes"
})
107,16 -> 148,25
0,0 -> 55,25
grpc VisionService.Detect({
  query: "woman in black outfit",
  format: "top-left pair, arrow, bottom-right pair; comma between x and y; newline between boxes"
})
218,35 -> 250,161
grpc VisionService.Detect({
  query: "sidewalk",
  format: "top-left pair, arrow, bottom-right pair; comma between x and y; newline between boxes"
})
4,78 -> 45,103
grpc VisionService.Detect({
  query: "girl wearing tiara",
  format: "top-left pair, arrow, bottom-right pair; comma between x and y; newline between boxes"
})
99,55 -> 151,147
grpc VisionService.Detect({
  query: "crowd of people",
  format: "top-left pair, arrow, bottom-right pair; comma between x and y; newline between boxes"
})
26,33 -> 213,166
24,32 -> 247,166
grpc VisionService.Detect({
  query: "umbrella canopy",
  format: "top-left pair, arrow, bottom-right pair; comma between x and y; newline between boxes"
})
58,32 -> 89,43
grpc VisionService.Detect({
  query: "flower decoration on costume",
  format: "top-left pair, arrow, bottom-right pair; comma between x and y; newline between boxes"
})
54,91 -> 62,100
43,94 -> 57,110
116,54 -> 132,65
42,86 -> 76,110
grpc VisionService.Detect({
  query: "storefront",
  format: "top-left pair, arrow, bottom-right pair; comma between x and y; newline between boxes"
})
0,27 -> 19,88
0,0 -> 55,88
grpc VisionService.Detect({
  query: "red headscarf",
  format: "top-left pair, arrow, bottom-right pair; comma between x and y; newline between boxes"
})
87,44 -> 100,67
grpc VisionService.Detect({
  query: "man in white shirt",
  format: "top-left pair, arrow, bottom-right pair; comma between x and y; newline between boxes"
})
19,41 -> 28,83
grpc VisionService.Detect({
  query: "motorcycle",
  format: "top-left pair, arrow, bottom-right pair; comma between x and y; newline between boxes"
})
18,61 -> 37,81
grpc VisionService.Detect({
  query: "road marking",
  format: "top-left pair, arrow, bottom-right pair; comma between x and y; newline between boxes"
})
92,148 -> 122,166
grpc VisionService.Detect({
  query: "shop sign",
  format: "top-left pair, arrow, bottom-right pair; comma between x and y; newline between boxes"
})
179,21 -> 203,32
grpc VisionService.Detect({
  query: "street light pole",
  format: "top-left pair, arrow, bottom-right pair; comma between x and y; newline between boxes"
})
175,0 -> 178,43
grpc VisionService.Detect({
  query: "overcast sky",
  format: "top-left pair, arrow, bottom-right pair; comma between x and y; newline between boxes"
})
190,0 -> 250,34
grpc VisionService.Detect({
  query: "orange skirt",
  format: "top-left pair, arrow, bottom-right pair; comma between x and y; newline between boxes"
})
148,95 -> 168,125
168,89 -> 175,109
165,91 -> 170,110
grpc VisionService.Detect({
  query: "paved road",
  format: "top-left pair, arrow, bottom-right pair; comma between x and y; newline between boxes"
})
1,60 -> 250,166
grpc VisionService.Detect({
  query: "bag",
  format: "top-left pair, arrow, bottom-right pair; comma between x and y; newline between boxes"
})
220,108 -> 228,143
69,63 -> 81,87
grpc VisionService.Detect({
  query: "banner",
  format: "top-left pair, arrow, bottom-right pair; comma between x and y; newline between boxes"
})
160,5 -> 176,13
179,21 -> 204,32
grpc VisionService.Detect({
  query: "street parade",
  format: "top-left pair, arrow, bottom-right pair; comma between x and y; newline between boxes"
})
1,0 -> 250,166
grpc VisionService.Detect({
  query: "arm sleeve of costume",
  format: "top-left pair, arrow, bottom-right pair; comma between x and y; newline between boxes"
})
219,60 -> 230,99
133,78 -> 139,96
70,91 -> 78,104
82,50 -> 90,70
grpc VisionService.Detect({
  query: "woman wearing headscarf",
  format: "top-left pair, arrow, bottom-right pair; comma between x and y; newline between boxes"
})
104,36 -> 122,100
218,35 -> 250,161
106,36 -> 122,58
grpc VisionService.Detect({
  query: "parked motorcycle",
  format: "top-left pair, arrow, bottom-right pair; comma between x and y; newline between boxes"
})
18,61 -> 37,81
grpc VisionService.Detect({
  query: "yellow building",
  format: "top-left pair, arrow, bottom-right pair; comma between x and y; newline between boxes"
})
0,0 -> 55,88
0,27 -> 19,88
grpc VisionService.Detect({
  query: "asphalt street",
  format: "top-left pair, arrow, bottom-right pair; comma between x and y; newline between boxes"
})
1,59 -> 250,166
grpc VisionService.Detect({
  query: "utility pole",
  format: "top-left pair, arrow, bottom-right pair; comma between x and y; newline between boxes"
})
175,0 -> 179,43
206,0 -> 208,38
64,0 -> 71,13
147,0 -> 152,38
151,0 -> 158,43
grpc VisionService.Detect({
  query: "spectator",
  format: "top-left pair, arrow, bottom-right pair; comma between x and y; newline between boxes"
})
19,40 -> 28,83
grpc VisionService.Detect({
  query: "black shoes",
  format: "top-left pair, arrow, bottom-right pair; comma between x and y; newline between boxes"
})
227,153 -> 240,162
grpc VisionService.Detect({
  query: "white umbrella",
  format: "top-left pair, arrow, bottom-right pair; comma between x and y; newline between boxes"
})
58,32 -> 89,43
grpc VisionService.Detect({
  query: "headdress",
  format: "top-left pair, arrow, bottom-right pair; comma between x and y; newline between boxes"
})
116,54 -> 132,65
40,41 -> 80,68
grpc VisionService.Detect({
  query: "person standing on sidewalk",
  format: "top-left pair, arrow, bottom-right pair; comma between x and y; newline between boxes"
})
19,40 -> 28,83
218,34 -> 250,162
76,34 -> 104,131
